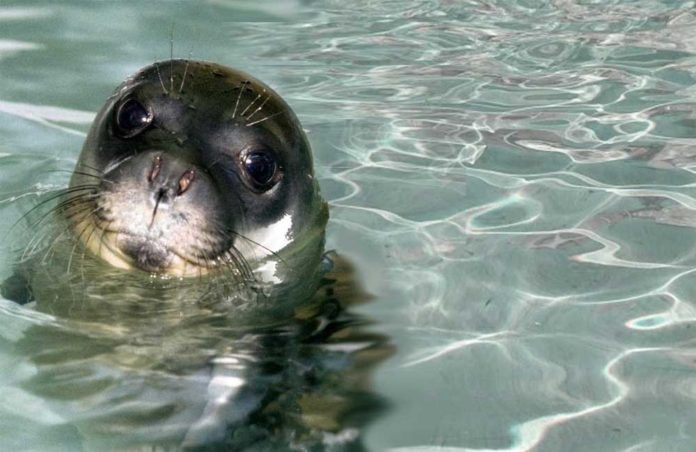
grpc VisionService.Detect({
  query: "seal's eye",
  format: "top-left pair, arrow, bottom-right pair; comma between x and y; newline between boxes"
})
115,99 -> 152,137
241,150 -> 280,190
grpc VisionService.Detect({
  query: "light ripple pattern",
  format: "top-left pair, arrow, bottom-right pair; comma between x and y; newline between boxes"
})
0,0 -> 695,450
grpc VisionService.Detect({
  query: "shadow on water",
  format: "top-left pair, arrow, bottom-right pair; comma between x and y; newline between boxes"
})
1,195 -> 393,451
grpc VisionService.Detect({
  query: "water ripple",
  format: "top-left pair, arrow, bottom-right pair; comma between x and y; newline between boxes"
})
2,0 -> 696,449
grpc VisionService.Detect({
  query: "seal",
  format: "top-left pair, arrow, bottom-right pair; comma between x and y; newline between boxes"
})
1,61 -> 392,451
3,60 -> 328,315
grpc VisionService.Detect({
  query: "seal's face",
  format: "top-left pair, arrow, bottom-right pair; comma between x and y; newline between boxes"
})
68,60 -> 326,278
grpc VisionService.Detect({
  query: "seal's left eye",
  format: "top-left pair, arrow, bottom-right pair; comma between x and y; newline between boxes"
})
115,99 -> 152,137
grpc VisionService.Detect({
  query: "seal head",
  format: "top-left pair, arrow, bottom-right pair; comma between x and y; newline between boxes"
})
68,60 -> 327,280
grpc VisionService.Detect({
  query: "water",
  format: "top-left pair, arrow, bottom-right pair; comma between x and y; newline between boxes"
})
2,0 -> 696,450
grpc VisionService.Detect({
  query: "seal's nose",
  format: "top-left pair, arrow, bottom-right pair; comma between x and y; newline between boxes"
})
147,155 -> 196,204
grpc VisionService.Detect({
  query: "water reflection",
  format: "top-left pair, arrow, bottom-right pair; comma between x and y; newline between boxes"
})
3,196 -> 391,450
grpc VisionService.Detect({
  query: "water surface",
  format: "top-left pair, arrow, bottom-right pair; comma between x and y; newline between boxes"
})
2,0 -> 696,450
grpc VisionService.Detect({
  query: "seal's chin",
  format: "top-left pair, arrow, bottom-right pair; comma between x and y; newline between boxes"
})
119,236 -> 174,273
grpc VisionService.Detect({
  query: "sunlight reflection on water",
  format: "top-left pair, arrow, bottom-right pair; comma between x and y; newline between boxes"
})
1,0 -> 696,450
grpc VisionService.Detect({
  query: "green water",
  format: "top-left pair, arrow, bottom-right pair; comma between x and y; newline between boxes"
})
2,0 -> 696,450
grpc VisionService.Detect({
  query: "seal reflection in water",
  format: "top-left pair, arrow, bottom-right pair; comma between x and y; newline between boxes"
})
3,61 -> 390,450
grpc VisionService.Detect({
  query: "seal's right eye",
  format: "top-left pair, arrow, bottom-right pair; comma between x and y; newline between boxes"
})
240,149 -> 281,192
115,99 -> 153,137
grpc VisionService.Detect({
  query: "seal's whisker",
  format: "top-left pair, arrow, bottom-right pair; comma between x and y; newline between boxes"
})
194,242 -> 233,276
28,213 -> 92,262
246,111 -> 282,127
61,204 -> 99,225
226,228 -> 290,268
52,196 -> 98,220
14,187 -> 98,233
21,202 -> 91,263
70,166 -> 112,185
69,213 -> 97,282
71,167 -> 109,183
219,243 -> 259,285
66,237 -> 81,275
178,57 -> 191,94
42,169 -> 102,180
206,258 -> 234,294
22,229 -> 53,261
46,192 -> 99,220
17,192 -> 88,232
244,93 -> 271,123
169,27 -> 175,93
154,62 -> 169,95
51,196 -> 95,223
40,228 -> 72,265
232,81 -> 250,119
196,218 -> 293,280
44,204 -> 94,233
19,201 -> 74,250
76,162 -> 106,176
240,90 -> 263,117
76,213 -> 103,282
233,247 -> 256,282
68,171 -> 110,182
72,210 -> 98,256
21,225 -> 56,262
95,215 -> 113,264
61,209 -> 97,276
220,246 -> 254,283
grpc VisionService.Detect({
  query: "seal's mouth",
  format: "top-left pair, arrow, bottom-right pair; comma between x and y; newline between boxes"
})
74,222 -> 224,277
119,236 -> 173,272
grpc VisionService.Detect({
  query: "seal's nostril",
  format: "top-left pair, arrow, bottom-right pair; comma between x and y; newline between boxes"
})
148,155 -> 163,183
177,169 -> 195,195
